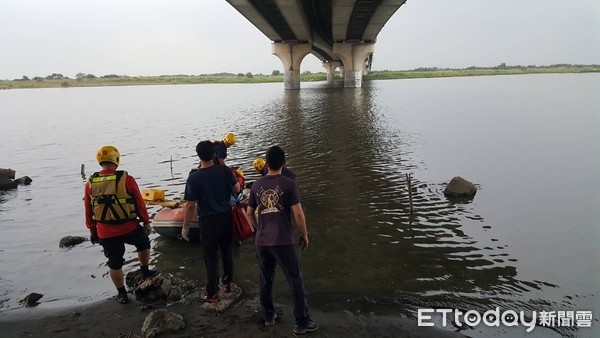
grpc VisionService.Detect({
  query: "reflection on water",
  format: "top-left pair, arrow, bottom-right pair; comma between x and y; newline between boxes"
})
0,77 -> 597,336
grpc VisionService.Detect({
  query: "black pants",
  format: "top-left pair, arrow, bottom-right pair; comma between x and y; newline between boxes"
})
257,245 -> 311,326
199,211 -> 234,295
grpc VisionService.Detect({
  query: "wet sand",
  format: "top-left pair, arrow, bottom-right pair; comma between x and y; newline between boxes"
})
0,294 -> 464,337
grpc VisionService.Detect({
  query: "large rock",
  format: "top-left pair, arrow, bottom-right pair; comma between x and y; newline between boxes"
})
0,168 -> 16,179
444,176 -> 477,198
59,236 -> 86,248
135,276 -> 172,301
0,175 -> 18,190
126,270 -> 146,288
141,309 -> 185,338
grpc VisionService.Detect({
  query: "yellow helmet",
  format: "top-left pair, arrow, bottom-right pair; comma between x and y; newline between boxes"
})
96,145 -> 120,166
234,168 -> 244,177
223,132 -> 236,146
253,158 -> 266,171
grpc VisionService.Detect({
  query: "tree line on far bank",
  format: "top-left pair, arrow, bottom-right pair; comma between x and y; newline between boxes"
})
7,63 -> 597,83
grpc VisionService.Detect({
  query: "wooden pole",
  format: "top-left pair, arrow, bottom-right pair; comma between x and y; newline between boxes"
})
406,173 -> 414,214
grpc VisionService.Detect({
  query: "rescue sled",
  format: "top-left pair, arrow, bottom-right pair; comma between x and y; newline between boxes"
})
151,206 -> 201,242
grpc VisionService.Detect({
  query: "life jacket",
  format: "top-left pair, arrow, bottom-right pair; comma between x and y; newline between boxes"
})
232,168 -> 245,188
89,170 -> 137,224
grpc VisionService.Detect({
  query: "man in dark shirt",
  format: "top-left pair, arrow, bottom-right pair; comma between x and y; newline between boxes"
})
252,157 -> 296,180
246,146 -> 319,334
182,141 -> 240,302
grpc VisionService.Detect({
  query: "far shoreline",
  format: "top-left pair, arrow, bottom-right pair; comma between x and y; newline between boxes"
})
1,64 -> 598,90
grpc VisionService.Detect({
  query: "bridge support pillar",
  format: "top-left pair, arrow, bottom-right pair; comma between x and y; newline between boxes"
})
272,42 -> 312,90
322,61 -> 342,84
333,43 -> 375,88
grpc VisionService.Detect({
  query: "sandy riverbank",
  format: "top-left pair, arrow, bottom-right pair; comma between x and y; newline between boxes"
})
0,292 -> 464,337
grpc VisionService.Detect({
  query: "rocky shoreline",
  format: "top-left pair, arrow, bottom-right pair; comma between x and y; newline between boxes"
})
0,292 -> 464,338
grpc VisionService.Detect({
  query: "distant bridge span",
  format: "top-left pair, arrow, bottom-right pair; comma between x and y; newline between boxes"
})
226,0 -> 407,88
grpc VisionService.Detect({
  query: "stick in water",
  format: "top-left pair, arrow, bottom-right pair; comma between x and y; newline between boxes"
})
406,173 -> 414,214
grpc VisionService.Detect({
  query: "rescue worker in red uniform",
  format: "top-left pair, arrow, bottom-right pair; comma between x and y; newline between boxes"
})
84,145 -> 158,304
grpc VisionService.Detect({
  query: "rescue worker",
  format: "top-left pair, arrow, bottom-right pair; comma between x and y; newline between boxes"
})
84,145 -> 158,304
253,157 -> 296,180
181,141 -> 241,302
213,132 -> 236,166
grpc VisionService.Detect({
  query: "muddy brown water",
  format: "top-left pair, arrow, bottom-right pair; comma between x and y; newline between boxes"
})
1,74 -> 598,336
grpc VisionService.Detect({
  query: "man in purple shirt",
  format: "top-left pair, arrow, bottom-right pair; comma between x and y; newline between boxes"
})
246,146 -> 319,335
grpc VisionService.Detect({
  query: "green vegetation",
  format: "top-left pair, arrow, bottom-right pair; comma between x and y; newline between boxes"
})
364,64 -> 600,81
1,64 -> 597,90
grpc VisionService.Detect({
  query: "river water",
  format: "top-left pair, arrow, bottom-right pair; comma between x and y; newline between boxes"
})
0,74 -> 598,336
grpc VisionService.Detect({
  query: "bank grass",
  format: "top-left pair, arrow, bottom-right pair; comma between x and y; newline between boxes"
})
1,65 -> 597,90
364,65 -> 600,81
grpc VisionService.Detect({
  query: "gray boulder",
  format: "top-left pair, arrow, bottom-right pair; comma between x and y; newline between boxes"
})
59,236 -> 86,248
444,176 -> 477,198
141,309 -> 185,338
0,168 -> 16,179
135,275 -> 172,301
0,175 -> 18,190
13,176 -> 32,185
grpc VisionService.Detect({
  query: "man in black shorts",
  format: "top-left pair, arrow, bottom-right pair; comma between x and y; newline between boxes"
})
84,145 -> 158,304
181,141 -> 241,302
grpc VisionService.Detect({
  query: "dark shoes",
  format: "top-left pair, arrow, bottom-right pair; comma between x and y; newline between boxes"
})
264,312 -> 277,326
115,292 -> 129,304
200,291 -> 219,303
293,321 -> 320,334
141,269 -> 160,279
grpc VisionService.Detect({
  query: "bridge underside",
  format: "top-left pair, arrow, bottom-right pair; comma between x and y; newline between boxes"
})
227,0 -> 406,88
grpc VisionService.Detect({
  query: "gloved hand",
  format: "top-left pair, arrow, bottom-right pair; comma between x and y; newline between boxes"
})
143,223 -> 153,235
180,226 -> 190,241
90,227 -> 99,244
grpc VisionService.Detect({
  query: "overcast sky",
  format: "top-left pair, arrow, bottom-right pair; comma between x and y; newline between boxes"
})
0,0 -> 598,79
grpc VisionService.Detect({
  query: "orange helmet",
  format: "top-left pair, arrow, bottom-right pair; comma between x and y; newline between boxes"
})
96,145 -> 120,166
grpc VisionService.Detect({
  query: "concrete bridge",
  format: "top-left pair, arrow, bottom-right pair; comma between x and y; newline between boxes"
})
226,0 -> 407,89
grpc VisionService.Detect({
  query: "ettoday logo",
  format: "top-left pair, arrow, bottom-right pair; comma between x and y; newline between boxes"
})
417,308 -> 593,333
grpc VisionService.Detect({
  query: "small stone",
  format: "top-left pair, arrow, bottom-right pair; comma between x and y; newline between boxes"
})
141,304 -> 155,311
167,287 -> 182,301
59,236 -> 86,248
20,292 -> 43,306
141,309 -> 185,338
